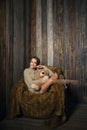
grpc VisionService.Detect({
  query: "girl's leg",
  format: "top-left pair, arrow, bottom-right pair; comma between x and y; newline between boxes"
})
40,73 -> 58,93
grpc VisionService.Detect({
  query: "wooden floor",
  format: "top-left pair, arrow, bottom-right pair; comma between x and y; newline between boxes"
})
0,104 -> 87,130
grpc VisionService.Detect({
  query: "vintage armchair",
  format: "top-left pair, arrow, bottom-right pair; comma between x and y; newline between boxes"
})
7,66 -> 67,128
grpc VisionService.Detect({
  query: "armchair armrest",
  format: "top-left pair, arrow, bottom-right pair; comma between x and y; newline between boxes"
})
47,66 -> 65,79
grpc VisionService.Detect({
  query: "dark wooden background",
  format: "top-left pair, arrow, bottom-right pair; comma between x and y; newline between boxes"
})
0,0 -> 87,119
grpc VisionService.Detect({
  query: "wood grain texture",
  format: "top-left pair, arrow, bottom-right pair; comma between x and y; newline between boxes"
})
47,0 -> 53,66
0,0 -> 87,119
30,0 -> 36,57
36,0 -> 42,63
0,0 -> 6,119
42,0 -> 47,65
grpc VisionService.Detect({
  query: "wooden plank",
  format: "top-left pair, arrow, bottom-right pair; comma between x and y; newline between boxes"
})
76,0 -> 87,99
53,0 -> 59,66
0,0 -> 6,119
69,0 -> 75,79
63,0 -> 70,78
42,0 -> 47,65
36,0 -> 42,63
23,0 -> 31,67
13,0 -> 25,83
30,0 -> 36,57
6,0 -> 14,107
56,0 -> 64,69
47,0 -> 53,66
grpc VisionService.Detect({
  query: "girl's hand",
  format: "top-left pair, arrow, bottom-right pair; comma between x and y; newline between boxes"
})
37,65 -> 46,69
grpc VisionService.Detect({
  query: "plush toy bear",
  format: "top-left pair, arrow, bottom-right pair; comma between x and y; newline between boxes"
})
31,69 -> 49,91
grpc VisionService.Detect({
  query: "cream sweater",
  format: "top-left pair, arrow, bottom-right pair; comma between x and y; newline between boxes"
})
24,67 -> 53,93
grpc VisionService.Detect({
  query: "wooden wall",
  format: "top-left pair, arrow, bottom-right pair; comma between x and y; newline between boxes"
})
0,0 -> 87,118
0,0 -> 6,119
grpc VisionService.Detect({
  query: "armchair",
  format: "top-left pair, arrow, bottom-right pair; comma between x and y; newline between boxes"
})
7,66 -> 67,128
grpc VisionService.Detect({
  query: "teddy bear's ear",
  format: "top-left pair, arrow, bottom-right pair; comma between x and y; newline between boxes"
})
45,70 -> 49,75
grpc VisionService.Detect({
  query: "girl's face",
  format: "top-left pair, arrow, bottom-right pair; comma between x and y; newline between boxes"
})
30,58 -> 37,69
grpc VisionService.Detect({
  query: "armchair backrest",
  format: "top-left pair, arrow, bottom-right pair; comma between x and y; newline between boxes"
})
47,66 -> 65,79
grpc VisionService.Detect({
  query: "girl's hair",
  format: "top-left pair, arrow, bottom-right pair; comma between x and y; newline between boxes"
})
30,56 -> 40,65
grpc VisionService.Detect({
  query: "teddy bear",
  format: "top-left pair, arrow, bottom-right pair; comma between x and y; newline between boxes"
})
31,69 -> 49,91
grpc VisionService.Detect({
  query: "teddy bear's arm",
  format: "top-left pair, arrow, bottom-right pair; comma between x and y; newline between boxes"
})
41,76 -> 49,83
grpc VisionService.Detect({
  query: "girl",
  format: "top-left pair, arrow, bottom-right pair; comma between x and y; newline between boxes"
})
24,56 -> 58,94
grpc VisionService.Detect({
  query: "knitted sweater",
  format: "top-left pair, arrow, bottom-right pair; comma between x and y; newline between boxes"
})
24,67 -> 53,93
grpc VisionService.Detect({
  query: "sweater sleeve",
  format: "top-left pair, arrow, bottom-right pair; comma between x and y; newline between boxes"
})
44,67 -> 53,77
